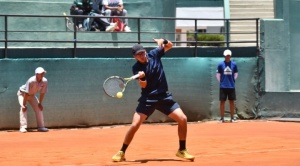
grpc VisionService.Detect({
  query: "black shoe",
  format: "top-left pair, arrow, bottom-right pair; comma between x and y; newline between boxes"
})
219,118 -> 225,123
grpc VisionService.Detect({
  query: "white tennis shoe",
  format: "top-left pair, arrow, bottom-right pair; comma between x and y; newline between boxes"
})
124,26 -> 131,32
20,128 -> 27,133
106,23 -> 117,32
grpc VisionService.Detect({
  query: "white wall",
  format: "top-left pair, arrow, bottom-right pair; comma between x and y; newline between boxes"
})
176,7 -> 224,46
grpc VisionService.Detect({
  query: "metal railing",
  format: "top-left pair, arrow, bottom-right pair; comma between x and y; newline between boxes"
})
0,14 -> 259,58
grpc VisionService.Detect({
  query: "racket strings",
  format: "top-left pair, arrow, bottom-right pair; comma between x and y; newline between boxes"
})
103,78 -> 125,97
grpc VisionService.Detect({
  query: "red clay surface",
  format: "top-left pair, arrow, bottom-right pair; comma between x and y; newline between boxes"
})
1,120 -> 300,166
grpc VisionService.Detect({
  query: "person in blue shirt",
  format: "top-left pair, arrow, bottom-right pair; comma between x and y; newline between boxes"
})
216,49 -> 238,123
111,38 -> 195,162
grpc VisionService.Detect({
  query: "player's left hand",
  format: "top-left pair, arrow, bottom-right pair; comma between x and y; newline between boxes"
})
38,103 -> 43,111
153,38 -> 164,48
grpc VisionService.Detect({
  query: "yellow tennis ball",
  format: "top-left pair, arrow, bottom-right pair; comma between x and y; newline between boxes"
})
116,92 -> 123,98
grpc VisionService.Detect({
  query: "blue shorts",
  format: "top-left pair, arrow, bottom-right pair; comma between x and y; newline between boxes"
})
136,92 -> 180,117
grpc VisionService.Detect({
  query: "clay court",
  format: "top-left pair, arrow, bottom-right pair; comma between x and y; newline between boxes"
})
1,120 -> 300,166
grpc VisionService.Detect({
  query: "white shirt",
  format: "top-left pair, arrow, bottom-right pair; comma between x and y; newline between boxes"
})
19,76 -> 48,95
102,0 -> 123,6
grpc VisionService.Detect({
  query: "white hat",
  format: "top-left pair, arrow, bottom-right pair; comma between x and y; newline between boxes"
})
223,49 -> 232,56
35,67 -> 46,74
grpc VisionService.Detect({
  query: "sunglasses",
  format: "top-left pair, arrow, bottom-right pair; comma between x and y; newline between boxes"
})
135,51 -> 145,56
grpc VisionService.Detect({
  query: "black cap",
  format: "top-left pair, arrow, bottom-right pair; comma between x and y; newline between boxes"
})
132,44 -> 144,55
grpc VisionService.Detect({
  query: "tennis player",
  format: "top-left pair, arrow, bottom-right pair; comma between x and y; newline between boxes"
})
112,38 -> 195,162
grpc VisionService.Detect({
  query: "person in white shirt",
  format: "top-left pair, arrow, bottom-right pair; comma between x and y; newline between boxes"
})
18,67 -> 49,133
102,0 -> 131,32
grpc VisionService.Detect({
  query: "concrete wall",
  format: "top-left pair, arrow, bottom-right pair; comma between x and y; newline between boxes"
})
0,57 -> 257,130
260,0 -> 300,92
176,0 -> 223,7
259,0 -> 300,118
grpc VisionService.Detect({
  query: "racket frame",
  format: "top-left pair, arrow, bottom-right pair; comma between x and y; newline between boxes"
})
103,74 -> 140,98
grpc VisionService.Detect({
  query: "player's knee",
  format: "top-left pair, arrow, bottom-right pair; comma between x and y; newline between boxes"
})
169,108 -> 187,122
180,114 -> 187,123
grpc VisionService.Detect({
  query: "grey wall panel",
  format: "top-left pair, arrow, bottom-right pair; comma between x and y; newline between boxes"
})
259,92 -> 300,118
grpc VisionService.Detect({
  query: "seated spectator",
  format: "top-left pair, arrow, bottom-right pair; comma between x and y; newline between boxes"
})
70,0 -> 93,31
70,0 -> 117,32
88,0 -> 117,31
84,12 -> 117,32
92,0 -> 104,14
102,0 -> 131,32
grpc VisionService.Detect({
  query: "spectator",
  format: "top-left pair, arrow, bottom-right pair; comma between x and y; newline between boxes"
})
92,0 -> 104,14
102,0 -> 131,32
216,49 -> 238,123
87,0 -> 117,32
85,13 -> 117,31
70,0 -> 93,31
18,67 -> 49,133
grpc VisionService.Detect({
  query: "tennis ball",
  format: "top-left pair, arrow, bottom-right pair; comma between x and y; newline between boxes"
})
116,92 -> 123,98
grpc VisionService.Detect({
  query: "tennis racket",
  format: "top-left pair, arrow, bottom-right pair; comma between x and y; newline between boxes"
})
103,74 -> 140,98
63,12 -> 77,31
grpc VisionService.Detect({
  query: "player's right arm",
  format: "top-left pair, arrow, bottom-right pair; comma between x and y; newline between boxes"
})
137,71 -> 146,88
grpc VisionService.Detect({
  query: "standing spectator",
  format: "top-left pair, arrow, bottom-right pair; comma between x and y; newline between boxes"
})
70,0 -> 93,31
111,38 -> 195,162
216,49 -> 238,123
18,67 -> 49,133
102,0 -> 131,32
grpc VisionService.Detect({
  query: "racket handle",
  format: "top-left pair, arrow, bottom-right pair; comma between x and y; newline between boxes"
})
131,73 -> 140,80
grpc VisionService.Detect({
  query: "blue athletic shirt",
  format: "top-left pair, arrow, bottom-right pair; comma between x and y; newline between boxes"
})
217,61 -> 238,88
132,47 -> 168,97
